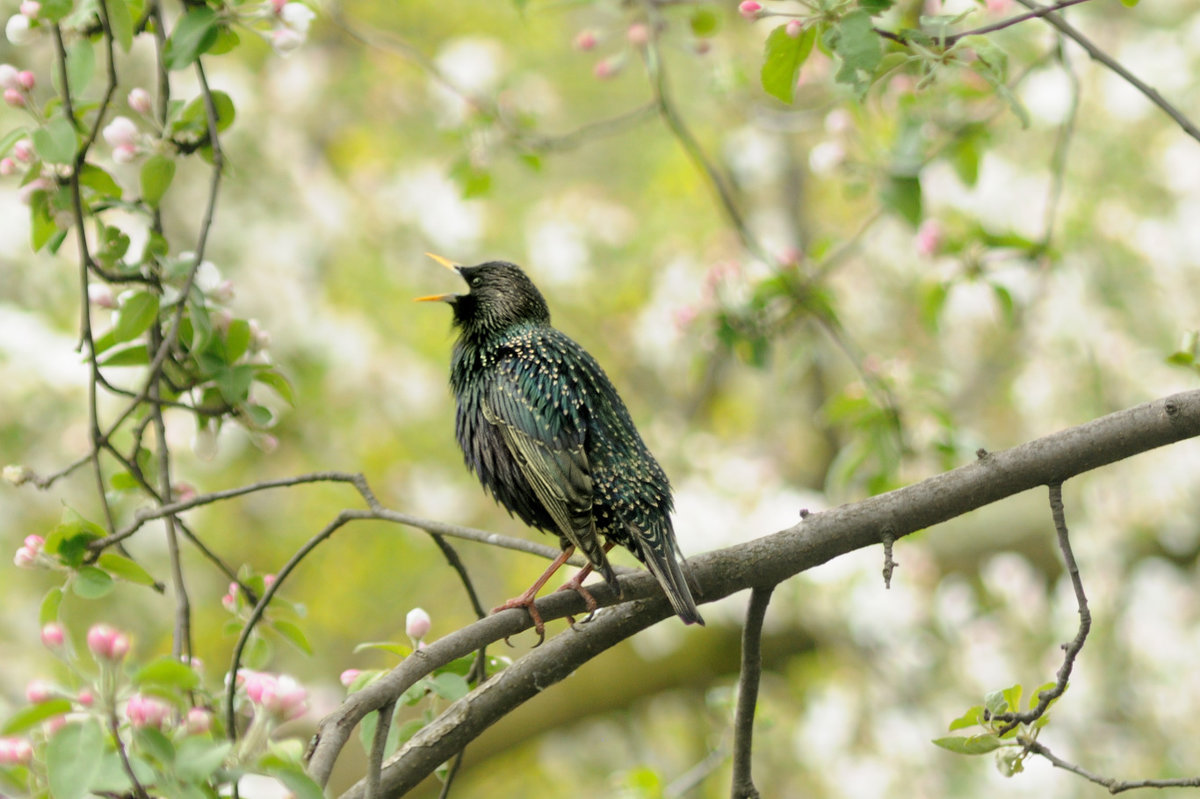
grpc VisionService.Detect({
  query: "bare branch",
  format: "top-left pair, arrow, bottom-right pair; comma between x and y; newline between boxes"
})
1026,740 -> 1200,793
366,699 -> 395,799
731,585 -> 775,799
995,482 -> 1089,733
309,390 -> 1200,793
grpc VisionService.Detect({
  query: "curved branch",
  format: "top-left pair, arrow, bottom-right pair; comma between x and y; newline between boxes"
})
731,585 -> 775,799
307,389 -> 1200,794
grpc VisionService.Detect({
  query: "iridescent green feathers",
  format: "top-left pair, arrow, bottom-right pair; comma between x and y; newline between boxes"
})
437,261 -> 703,626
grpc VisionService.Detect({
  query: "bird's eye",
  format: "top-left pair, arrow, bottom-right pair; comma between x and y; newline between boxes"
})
470,277 -> 483,288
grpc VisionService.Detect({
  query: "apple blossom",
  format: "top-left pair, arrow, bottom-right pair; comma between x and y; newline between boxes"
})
88,283 -> 116,308
785,19 -> 803,38
915,218 -> 943,257
86,623 -> 131,662
627,23 -> 650,46
738,1 -> 762,20
406,607 -> 431,642
126,693 -> 172,728
12,138 -> 33,161
185,707 -> 213,734
0,737 -> 33,766
573,30 -> 596,51
279,2 -> 313,33
102,115 -> 138,149
127,87 -> 151,114
15,176 -> 48,205
0,63 -> 18,90
5,14 -> 32,46
77,688 -> 95,707
593,58 -> 620,80
4,87 -> 25,107
17,69 -> 33,89
270,28 -> 303,55
19,0 -> 39,17
0,157 -> 14,175
339,669 -> 361,687
41,622 -> 65,648
26,679 -> 54,703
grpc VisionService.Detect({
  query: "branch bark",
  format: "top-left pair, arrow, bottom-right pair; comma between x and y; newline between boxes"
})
308,389 -> 1200,796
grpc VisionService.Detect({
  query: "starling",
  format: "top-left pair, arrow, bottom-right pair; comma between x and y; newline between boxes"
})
417,254 -> 704,635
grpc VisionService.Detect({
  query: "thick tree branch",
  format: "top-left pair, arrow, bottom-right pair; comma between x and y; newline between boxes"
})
306,389 -> 1200,795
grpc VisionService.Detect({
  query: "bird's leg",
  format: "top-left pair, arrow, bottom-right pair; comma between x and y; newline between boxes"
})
557,542 -> 616,626
492,545 -> 576,645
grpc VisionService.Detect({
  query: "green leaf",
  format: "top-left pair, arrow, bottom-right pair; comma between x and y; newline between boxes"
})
882,175 -> 921,226
180,90 -> 236,134
135,726 -> 176,766
983,689 -> 1008,716
215,363 -> 256,405
1118,0 -> 1137,6
208,25 -> 240,55
449,159 -> 491,199
47,720 -> 106,799
39,0 -> 72,22
1002,684 -> 1023,714
353,641 -> 413,658
140,154 -> 176,208
0,127 -> 28,156
760,24 -> 816,104
858,0 -> 895,12
429,672 -> 470,702
79,163 -> 123,199
947,705 -> 983,731
114,291 -> 160,343
932,734 -> 1003,755
164,6 -> 219,71
254,369 -> 296,405
98,552 -> 158,586
100,342 -> 151,366
225,319 -> 251,361
30,192 -> 57,252
108,0 -> 134,51
270,766 -> 325,799
358,709 -> 403,762
66,40 -> 96,96
271,619 -> 314,655
73,566 -> 115,598
828,10 -> 881,93
134,656 -> 201,691
174,738 -> 232,782
40,586 -> 64,625
33,117 -> 79,164
3,698 -> 73,734
690,8 -> 720,37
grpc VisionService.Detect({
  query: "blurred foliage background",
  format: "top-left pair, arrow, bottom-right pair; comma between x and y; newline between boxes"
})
3,0 -> 1200,795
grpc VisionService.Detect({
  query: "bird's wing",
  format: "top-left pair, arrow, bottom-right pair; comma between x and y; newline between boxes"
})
480,354 -> 596,556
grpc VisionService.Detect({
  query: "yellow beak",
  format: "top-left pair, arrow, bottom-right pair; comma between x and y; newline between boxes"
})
414,252 -> 461,302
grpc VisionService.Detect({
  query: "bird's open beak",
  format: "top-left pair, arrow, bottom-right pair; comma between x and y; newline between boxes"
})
414,252 -> 461,303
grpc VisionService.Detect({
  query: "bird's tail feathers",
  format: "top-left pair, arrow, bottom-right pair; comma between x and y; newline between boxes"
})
635,528 -> 705,626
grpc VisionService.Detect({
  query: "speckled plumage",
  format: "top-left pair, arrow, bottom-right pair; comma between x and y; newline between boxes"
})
429,260 -> 703,626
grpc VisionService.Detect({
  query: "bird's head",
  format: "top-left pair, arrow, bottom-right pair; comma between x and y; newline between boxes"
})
415,254 -> 551,334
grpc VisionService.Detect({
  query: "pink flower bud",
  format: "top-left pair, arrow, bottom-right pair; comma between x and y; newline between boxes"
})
915,219 -> 943,257
738,1 -> 763,19
270,0 -> 286,13
26,679 -> 54,703
185,707 -> 212,734
592,58 -> 619,80
211,279 -> 235,303
86,623 -> 131,662
986,0 -> 1012,11
271,27 -> 303,54
127,87 -> 151,114
785,19 -> 803,38
0,737 -> 33,766
17,70 -> 33,89
12,138 -> 33,162
101,115 -> 137,149
263,574 -> 276,587
14,545 -> 37,567
41,622 -> 65,648
77,688 -> 95,707
112,143 -> 138,164
88,283 -> 116,308
339,669 -> 361,687
265,674 -> 307,720
573,30 -> 596,51
19,0 -> 39,17
406,607 -> 431,642
4,87 -> 25,107
42,715 -> 66,735
126,693 -> 172,728
627,23 -> 650,46
0,157 -> 14,175
173,482 -> 197,503
24,534 -> 43,551
16,176 -> 48,205
6,14 -> 33,46
0,63 -> 18,90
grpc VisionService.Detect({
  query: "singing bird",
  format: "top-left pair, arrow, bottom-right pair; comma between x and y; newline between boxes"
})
417,254 -> 704,637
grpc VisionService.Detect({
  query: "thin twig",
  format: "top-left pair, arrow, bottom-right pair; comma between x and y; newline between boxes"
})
994,482 -> 1089,733
366,699 -> 395,799
731,585 -> 774,799
1040,38 -> 1080,250
1026,741 -> 1200,793
1014,0 -> 1200,144
109,711 -> 150,799
943,0 -> 1094,46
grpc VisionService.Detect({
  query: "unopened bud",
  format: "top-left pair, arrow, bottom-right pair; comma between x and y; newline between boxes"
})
738,1 -> 763,19
127,87 -> 151,114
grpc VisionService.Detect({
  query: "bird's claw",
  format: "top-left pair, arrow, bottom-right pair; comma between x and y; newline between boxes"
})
556,577 -> 599,628
492,596 -> 547,647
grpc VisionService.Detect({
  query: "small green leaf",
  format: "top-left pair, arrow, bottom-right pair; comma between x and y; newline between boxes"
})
180,90 -> 236,134
983,689 -> 1008,716
1118,0 -> 1137,6
110,471 -> 141,491
270,766 -> 325,799
98,552 -> 157,586
73,566 -> 115,598
163,6 -> 219,70
33,117 -> 79,164
2,698 -> 73,734
254,369 -> 296,405
39,0 -> 73,21
100,342 -> 151,366
108,0 -> 134,51
828,10 -> 881,93
174,738 -> 232,782
134,656 -> 201,691
947,705 -> 983,731
40,586 -> 64,626
352,641 -> 413,658
760,24 -> 816,104
690,8 -> 720,37
140,154 -> 176,208
449,159 -> 491,199
66,40 -> 96,96
882,175 -> 922,226
114,291 -> 160,343
271,619 -> 314,655
932,734 -> 1002,755
30,192 -> 57,252
47,720 -> 106,799
429,672 -> 470,702
79,163 -> 123,199
225,318 -> 251,361
858,0 -> 895,12
135,726 -> 176,766
0,128 -> 28,156
214,364 -> 255,405
208,25 -> 240,55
